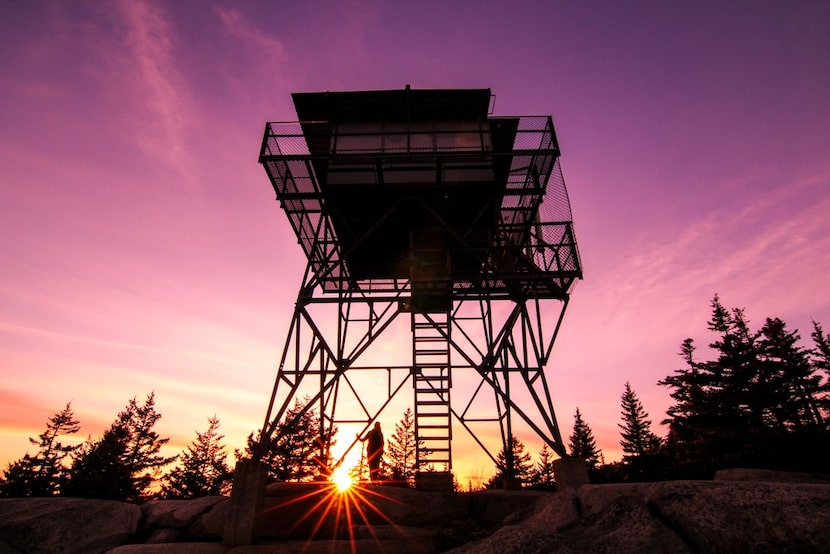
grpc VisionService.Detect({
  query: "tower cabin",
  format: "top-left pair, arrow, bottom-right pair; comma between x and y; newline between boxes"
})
260,87 -> 580,312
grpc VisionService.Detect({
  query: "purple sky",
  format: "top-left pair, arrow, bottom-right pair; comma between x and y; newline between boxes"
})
2,1 -> 829,480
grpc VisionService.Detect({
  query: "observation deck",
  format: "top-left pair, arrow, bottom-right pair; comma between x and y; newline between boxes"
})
258,87 -> 581,308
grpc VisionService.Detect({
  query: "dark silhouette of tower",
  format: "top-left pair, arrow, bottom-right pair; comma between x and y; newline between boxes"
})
256,87 -> 581,489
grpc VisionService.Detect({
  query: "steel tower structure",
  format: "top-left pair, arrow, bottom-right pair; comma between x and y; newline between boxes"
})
255,87 -> 581,487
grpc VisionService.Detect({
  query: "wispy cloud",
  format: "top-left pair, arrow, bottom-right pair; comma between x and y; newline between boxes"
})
210,5 -> 295,112
552,169 -> 830,453
213,6 -> 285,62
112,0 -> 195,180
586,168 -> 830,333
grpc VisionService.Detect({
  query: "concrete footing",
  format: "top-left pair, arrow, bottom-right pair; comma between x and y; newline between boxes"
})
553,457 -> 589,490
415,471 -> 454,492
223,459 -> 268,545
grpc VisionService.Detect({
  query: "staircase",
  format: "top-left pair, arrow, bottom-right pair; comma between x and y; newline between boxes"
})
412,312 -> 452,471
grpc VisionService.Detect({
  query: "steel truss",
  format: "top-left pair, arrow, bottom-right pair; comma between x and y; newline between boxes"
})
255,226 -> 575,478
257,276 -> 572,477
255,90 -> 581,481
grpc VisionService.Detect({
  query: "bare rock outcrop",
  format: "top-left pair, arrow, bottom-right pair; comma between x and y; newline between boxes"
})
451,480 -> 830,553
647,480 -> 830,552
138,497 -> 226,543
715,468 -> 830,484
0,497 -> 141,554
2,474 -> 829,553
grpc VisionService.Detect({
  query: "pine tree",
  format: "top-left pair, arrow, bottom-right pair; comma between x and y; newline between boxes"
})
527,444 -> 557,490
118,393 -> 177,498
64,393 -> 174,501
569,408 -> 601,469
757,318 -> 825,430
0,403 -> 80,497
241,397 -> 337,482
349,447 -> 369,483
63,425 -> 133,500
660,297 -> 830,475
810,321 -> 830,422
812,321 -> 830,376
659,335 -> 724,473
386,408 -> 422,483
0,458 -> 36,498
487,435 -> 533,488
619,382 -> 662,459
161,416 -> 232,498
660,296 -> 761,470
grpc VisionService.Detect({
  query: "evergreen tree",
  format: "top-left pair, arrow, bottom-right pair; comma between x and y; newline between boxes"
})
618,383 -> 662,458
349,447 -> 369,483
0,403 -> 80,497
659,338 -> 703,444
757,318 -> 825,430
809,321 -> 830,422
527,444 -> 557,490
660,296 -> 830,475
568,408 -> 601,469
161,416 -> 232,498
386,408 -> 423,483
241,397 -> 337,482
660,296 -> 761,471
118,393 -> 177,498
504,435 -> 534,482
659,336 -> 722,473
63,425 -> 133,500
0,458 -> 36,498
64,393 -> 174,501
812,321 -> 830,376
485,435 -> 533,489
486,435 -> 533,488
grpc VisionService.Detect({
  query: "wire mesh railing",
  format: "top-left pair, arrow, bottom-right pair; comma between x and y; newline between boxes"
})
259,114 -> 579,297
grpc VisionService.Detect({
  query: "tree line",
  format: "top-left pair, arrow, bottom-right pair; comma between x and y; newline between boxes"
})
0,393 -> 427,500
550,295 -> 829,483
2,295 -> 828,498
485,295 -> 829,486
0,393 -> 232,501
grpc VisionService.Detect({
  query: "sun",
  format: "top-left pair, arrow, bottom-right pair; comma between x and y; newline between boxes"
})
331,466 -> 354,493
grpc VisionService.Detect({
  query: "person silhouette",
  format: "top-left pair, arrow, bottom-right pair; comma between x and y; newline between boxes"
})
359,422 -> 384,482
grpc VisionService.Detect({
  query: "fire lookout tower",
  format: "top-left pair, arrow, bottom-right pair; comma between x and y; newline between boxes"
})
256,87 -> 581,489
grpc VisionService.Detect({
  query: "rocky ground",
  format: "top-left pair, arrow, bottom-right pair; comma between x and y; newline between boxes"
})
0,469 -> 828,553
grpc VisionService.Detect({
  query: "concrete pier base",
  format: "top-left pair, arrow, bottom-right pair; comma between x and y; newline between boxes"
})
553,458 -> 589,491
223,459 -> 268,545
415,471 -> 454,492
